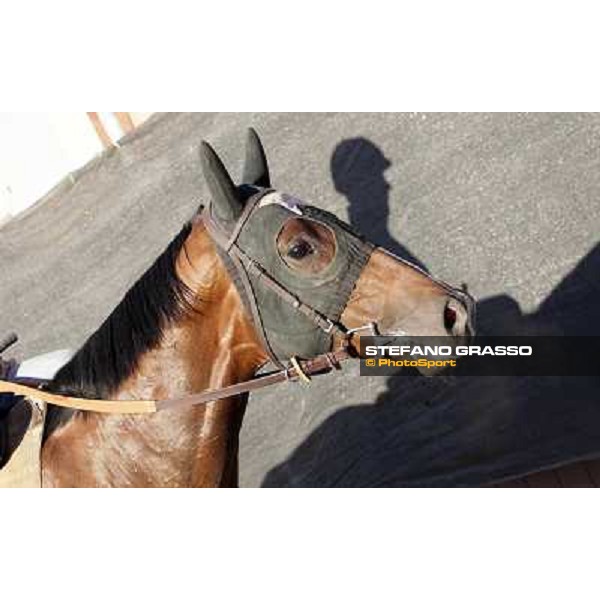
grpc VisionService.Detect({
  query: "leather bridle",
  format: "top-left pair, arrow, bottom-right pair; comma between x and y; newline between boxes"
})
0,193 -> 475,414
201,190 -> 357,370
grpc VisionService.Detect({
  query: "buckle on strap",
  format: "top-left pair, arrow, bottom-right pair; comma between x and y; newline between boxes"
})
289,356 -> 311,384
321,318 -> 335,334
346,322 -> 380,337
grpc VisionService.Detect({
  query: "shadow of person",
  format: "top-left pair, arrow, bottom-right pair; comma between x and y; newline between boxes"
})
263,240 -> 600,487
331,138 -> 428,272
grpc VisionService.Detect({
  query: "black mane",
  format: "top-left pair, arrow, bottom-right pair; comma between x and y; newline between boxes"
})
45,223 -> 195,431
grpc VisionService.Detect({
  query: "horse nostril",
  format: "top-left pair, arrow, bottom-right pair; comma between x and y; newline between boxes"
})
444,298 -> 470,337
444,304 -> 457,331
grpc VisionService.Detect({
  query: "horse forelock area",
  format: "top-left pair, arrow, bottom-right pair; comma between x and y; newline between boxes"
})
44,222 -> 196,434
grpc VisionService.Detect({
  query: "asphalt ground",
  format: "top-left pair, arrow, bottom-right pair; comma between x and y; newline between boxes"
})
1,113 -> 599,486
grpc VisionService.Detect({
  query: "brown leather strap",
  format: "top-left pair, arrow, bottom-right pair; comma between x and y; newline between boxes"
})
158,347 -> 347,410
0,347 -> 349,415
227,245 -> 286,369
222,191 -> 266,251
234,248 -> 346,337
202,204 -> 289,369
0,380 -> 157,414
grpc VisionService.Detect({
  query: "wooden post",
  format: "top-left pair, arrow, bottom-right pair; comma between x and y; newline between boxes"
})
114,112 -> 135,135
87,112 -> 115,149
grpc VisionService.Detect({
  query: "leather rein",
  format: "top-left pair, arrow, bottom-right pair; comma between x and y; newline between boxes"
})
0,345 -> 352,414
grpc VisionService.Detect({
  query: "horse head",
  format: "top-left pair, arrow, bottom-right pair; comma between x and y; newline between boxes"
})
198,129 -> 475,371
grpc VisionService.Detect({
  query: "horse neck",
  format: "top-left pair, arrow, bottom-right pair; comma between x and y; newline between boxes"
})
117,221 -> 267,400
181,219 -> 269,385
42,222 -> 267,487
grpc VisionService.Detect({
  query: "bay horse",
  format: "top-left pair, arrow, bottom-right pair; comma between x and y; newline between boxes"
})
41,129 -> 475,487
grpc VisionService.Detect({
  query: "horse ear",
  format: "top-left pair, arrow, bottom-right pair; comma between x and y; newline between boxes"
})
243,128 -> 271,188
200,141 -> 243,223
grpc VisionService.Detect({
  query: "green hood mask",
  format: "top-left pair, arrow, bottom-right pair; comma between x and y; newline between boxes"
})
200,130 -> 374,368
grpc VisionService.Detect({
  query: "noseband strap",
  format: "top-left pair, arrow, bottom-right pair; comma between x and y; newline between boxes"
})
242,256 -> 346,336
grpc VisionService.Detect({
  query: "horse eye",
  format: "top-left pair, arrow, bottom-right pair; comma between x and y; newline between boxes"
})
287,240 -> 314,260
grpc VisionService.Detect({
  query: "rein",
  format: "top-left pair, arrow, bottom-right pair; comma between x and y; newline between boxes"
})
0,345 -> 351,414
